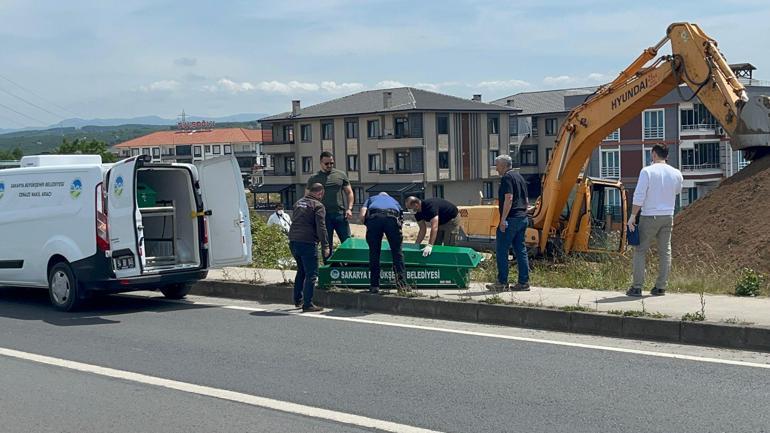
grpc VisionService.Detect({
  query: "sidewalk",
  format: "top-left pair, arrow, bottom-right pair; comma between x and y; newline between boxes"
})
207,267 -> 770,327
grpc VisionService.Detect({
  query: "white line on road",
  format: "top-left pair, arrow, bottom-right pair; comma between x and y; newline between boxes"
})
0,347 -> 442,433
214,303 -> 770,370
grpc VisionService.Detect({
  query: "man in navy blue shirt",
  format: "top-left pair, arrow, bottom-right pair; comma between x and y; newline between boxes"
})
487,154 -> 530,292
359,192 -> 407,294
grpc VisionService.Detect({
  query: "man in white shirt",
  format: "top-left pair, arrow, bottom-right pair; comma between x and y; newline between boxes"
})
267,203 -> 292,234
626,144 -> 683,297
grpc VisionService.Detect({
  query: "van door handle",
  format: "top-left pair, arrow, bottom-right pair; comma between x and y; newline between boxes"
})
191,210 -> 213,218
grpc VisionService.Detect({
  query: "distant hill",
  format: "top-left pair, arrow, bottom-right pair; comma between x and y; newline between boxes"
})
0,117 -> 268,155
51,113 -> 267,129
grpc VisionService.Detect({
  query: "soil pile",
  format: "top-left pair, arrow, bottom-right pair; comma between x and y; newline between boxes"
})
672,155 -> 770,274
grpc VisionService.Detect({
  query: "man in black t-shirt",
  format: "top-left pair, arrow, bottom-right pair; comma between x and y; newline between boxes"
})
487,154 -> 530,292
405,197 -> 460,255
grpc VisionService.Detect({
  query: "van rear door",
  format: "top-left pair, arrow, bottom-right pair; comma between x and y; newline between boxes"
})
196,156 -> 252,268
107,156 -> 143,277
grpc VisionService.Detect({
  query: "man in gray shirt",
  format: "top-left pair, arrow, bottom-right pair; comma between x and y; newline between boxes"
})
289,183 -> 330,312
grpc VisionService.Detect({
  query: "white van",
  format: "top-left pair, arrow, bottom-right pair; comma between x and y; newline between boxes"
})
0,154 -> 252,310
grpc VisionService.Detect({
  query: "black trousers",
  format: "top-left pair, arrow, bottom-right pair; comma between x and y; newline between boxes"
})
365,214 -> 406,288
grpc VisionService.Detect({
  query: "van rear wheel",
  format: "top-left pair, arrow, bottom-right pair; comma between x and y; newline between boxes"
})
48,262 -> 81,312
160,283 -> 192,300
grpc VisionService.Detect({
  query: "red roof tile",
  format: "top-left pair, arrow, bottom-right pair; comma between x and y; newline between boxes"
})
114,128 -> 271,148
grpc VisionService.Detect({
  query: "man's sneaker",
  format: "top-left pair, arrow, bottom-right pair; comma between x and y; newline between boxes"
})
486,283 -> 508,292
369,287 -> 380,294
626,288 -> 642,297
511,283 -> 530,292
302,304 -> 324,313
294,301 -> 302,308
650,287 -> 666,296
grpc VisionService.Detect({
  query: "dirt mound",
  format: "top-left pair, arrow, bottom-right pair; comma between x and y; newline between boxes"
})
672,155 -> 770,274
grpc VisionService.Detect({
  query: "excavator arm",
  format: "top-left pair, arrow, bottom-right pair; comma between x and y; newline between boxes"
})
531,22 -> 770,253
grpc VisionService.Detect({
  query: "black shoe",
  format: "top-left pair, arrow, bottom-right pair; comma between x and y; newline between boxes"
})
369,287 -> 379,294
650,287 -> 666,296
486,283 -> 508,292
294,299 -> 303,308
511,283 -> 530,292
626,288 -> 642,297
302,304 -> 323,313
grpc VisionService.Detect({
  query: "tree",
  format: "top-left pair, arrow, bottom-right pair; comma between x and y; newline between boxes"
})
0,147 -> 23,160
57,138 -> 117,163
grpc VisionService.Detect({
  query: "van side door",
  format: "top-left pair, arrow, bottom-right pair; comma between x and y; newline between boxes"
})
106,156 -> 143,277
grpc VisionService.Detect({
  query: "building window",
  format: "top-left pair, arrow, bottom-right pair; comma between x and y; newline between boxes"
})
367,120 -> 380,138
204,145 -> 211,154
176,145 -> 191,156
164,147 -> 175,156
321,121 -> 334,140
545,118 -> 557,136
483,181 -> 494,199
644,147 -> 653,167
680,142 -> 720,170
433,184 -> 445,198
131,148 -> 140,156
488,150 -> 499,168
282,125 -> 294,143
737,151 -> 750,171
604,129 -> 620,141
347,154 -> 359,171
605,188 -> 622,220
519,146 -> 538,166
302,156 -> 312,173
396,151 -> 410,171
438,151 -> 449,169
437,114 -> 449,135
488,114 -> 499,135
545,148 -> 553,162
193,146 -> 202,158
643,109 -> 665,140
213,145 -> 221,155
224,145 -> 232,155
394,116 -> 409,138
353,187 -> 365,206
509,115 -> 519,136
680,103 -> 717,131
152,147 -> 160,158
301,124 -> 312,142
530,116 -> 538,137
600,148 -> 620,178
141,148 -> 151,156
284,156 -> 295,174
345,119 -> 359,139
368,154 -> 381,172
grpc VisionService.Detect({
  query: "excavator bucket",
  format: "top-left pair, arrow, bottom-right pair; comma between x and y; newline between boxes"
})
733,91 -> 770,159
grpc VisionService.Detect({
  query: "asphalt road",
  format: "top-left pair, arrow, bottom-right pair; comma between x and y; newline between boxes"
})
0,287 -> 769,433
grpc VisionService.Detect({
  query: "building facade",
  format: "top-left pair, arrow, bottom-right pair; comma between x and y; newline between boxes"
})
113,127 -> 271,185
257,88 -> 516,208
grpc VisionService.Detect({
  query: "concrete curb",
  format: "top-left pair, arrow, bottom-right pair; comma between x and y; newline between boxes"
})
190,281 -> 770,352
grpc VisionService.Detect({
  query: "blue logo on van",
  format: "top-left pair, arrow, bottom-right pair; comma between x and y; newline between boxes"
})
70,178 -> 82,199
114,176 -> 124,197
0,181 -> 4,200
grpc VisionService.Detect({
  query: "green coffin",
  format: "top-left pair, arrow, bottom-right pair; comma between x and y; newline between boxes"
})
318,265 -> 471,289
327,238 -> 483,269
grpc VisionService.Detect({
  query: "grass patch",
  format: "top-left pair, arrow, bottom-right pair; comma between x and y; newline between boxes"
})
607,309 -> 669,319
558,305 -> 593,312
480,294 -> 505,305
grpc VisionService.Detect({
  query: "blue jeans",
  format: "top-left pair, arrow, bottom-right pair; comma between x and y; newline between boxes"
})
325,212 -> 351,260
290,241 -> 318,308
365,214 -> 406,288
495,217 -> 529,285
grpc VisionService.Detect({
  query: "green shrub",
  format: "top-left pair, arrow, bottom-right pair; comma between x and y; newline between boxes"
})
250,212 -> 293,269
735,268 -> 764,297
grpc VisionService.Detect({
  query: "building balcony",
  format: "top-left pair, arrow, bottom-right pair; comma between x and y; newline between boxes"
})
262,142 -> 296,154
372,136 -> 424,150
681,163 -> 721,173
600,167 -> 620,178
680,123 -> 719,135
375,170 -> 425,183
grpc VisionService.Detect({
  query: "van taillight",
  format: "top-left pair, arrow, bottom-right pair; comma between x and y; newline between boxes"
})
96,183 -> 110,252
203,217 -> 209,249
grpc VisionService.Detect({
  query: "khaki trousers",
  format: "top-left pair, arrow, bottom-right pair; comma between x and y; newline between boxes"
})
632,215 -> 674,290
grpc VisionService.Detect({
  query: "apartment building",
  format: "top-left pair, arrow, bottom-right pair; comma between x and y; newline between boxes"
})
494,64 -> 768,214
257,87 -> 516,208
113,127 -> 271,184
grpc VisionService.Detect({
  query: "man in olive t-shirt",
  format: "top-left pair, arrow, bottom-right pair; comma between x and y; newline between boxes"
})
306,151 -> 354,258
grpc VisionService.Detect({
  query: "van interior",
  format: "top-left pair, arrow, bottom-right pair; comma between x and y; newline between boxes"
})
135,167 -> 201,272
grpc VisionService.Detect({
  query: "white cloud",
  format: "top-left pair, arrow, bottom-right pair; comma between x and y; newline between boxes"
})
476,79 -> 531,90
320,81 -> 365,93
543,75 -> 574,86
376,80 -> 406,88
542,72 -> 612,88
139,80 -> 180,92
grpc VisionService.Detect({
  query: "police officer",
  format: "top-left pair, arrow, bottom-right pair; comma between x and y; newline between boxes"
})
359,192 -> 407,294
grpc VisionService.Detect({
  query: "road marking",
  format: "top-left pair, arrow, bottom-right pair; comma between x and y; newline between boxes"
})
0,347 -> 442,433
204,302 -> 770,370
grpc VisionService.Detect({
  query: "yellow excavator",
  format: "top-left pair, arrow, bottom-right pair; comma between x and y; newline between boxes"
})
458,22 -> 770,255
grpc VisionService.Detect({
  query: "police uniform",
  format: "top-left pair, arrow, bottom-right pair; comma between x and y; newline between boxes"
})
361,193 -> 406,293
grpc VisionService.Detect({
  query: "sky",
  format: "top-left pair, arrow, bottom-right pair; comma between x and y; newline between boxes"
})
0,0 -> 768,129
